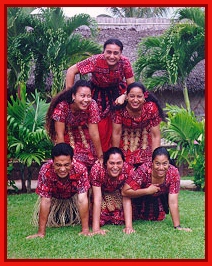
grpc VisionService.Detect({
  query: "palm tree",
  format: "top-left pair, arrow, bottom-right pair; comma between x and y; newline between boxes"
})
134,7 -> 205,112
7,8 -> 34,96
28,7 -> 102,96
7,7 -> 102,98
107,7 -> 170,18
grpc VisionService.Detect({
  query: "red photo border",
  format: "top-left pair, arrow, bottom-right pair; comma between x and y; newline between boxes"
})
2,1 -> 209,265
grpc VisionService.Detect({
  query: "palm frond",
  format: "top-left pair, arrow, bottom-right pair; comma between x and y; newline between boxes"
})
65,13 -> 98,37
7,88 -> 52,166
162,106 -> 204,154
18,151 -> 46,167
176,7 -> 205,28
66,34 -> 102,66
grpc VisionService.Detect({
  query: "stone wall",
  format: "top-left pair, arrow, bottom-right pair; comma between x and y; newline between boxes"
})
96,17 -> 172,31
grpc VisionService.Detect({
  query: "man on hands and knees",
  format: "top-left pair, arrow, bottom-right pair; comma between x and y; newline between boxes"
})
26,143 -> 91,238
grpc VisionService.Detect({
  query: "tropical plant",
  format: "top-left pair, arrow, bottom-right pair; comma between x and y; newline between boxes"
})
161,104 -> 205,190
29,7 -> 102,96
134,7 -> 205,112
7,83 -> 53,192
7,8 -> 34,96
7,7 -> 102,98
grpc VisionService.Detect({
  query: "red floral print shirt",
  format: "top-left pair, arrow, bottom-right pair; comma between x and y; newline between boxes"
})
36,159 -> 90,199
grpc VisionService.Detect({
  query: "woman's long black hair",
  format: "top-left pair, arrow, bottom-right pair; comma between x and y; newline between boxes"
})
45,79 -> 92,141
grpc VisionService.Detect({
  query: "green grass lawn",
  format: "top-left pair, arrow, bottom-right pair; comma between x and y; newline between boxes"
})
7,190 -> 205,259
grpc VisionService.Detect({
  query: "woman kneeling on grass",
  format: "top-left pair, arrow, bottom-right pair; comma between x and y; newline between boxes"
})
90,147 -> 135,235
121,146 -> 192,232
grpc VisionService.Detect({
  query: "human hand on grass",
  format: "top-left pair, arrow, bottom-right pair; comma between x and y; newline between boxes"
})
175,227 -> 192,232
26,233 -> 45,239
78,230 -> 93,236
123,227 -> 135,234
92,229 -> 109,235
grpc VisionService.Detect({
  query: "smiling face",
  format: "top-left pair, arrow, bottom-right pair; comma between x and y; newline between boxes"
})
103,44 -> 122,68
106,153 -> 124,178
152,154 -> 170,179
126,86 -> 145,111
72,86 -> 92,111
53,155 -> 72,179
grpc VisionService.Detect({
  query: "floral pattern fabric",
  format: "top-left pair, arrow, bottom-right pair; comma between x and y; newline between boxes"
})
90,161 -> 134,225
36,159 -> 90,199
112,101 -> 162,165
125,162 -> 180,221
77,54 -> 134,118
51,99 -> 101,169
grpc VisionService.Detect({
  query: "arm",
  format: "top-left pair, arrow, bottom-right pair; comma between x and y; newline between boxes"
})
115,76 -> 135,105
126,76 -> 135,86
26,197 -> 51,239
88,123 -> 103,162
169,193 -> 180,227
92,186 -> 108,235
111,122 -> 122,147
65,64 -> 79,90
121,183 -> 160,198
54,121 -> 65,143
77,191 -> 91,236
122,196 -> 135,234
150,124 -> 161,152
169,193 -> 192,232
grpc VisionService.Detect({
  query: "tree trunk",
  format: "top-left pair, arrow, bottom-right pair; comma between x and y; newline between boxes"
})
26,167 -> 32,193
182,81 -> 191,113
20,164 -> 27,193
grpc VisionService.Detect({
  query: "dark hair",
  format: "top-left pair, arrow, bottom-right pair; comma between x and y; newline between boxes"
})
45,79 -> 92,141
152,146 -> 170,162
103,38 -> 123,52
118,81 -> 165,121
103,147 -> 125,165
68,79 -> 92,97
51,143 -> 74,160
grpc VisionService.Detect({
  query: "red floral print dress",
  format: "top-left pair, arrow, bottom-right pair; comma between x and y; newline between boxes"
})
77,54 -> 134,152
77,54 -> 134,118
125,162 -> 180,221
90,161 -> 134,226
51,99 -> 101,169
112,101 -> 162,166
